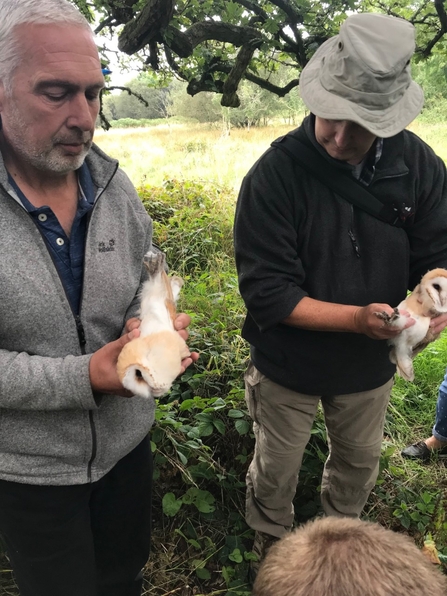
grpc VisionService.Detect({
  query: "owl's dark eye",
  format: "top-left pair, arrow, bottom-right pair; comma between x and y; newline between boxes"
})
135,369 -> 143,379
433,283 -> 441,292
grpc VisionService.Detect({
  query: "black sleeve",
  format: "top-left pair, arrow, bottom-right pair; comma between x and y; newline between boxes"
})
234,150 -> 308,331
406,138 -> 447,289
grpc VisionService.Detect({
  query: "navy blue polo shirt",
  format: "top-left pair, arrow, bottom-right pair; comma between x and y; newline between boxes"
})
8,163 -> 95,315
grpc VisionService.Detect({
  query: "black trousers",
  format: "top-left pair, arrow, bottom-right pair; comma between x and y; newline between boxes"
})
0,436 -> 153,596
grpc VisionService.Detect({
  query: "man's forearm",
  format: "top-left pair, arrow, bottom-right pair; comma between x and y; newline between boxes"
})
283,296 -> 360,332
282,296 -> 413,340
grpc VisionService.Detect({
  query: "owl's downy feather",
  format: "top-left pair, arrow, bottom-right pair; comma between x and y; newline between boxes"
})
382,268 -> 447,381
116,251 -> 190,398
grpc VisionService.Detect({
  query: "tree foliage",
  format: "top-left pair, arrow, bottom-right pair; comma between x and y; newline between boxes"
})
365,0 -> 447,59
105,64 -> 306,127
74,0 -> 447,108
102,73 -> 171,120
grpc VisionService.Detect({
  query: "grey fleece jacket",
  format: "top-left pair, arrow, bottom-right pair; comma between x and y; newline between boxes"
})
0,143 -> 156,485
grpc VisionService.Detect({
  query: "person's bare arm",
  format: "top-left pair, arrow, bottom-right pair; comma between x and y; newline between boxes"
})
89,329 -> 140,397
283,296 -> 415,340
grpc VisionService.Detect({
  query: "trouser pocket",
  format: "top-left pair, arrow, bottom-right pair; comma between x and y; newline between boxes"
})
244,361 -> 265,426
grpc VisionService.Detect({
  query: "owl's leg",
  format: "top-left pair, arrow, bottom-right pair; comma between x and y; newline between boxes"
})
374,307 -> 402,327
140,251 -> 174,332
388,347 -> 397,365
143,250 -> 166,275
170,276 -> 184,303
392,345 -> 415,382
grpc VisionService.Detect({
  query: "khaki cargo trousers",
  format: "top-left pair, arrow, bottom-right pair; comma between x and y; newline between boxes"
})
245,362 -> 393,538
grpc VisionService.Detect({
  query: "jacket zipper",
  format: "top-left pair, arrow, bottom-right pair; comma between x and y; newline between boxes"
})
75,313 -> 97,483
82,164 -> 118,482
370,171 -> 407,183
348,205 -> 361,258
346,171 -> 408,257
348,230 -> 361,258
75,315 -> 87,350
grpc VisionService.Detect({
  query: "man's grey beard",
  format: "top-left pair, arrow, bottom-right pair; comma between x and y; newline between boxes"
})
10,134 -> 92,175
31,141 -> 92,174
4,102 -> 93,174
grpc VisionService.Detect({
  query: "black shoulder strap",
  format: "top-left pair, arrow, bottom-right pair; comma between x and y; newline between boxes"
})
271,134 -> 403,227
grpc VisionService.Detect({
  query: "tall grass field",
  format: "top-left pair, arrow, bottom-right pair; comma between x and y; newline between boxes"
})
94,118 -> 447,189
94,121 -> 300,190
1,117 -> 447,596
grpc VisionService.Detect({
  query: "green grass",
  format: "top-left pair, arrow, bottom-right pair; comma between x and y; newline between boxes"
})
408,120 -> 447,163
367,338 -> 447,543
93,116 -> 447,190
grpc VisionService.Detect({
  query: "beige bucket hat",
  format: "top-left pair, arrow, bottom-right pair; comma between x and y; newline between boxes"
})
299,13 -> 424,137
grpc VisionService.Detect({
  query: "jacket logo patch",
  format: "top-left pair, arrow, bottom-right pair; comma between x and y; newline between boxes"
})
98,239 -> 115,253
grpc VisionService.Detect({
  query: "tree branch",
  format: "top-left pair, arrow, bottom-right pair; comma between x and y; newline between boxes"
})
164,25 -> 193,58
415,0 -> 447,57
186,58 -> 300,98
243,72 -> 300,96
371,1 -> 406,20
268,0 -> 304,23
105,86 -> 150,107
147,41 -> 159,70
94,15 -> 118,34
184,21 -> 263,49
94,0 -> 136,28
118,0 -> 174,54
408,1 -> 431,25
98,110 -> 111,131
163,45 -> 190,82
289,23 -> 308,67
411,13 -> 440,25
434,0 -> 447,31
234,0 -> 269,21
419,28 -> 445,57
221,40 -> 260,107
120,8 -> 264,58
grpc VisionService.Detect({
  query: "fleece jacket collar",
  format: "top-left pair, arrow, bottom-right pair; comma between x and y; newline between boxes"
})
0,142 -> 119,206
296,114 -> 409,182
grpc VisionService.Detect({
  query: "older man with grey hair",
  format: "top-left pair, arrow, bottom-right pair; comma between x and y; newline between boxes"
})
234,12 -> 447,580
0,1 -> 197,595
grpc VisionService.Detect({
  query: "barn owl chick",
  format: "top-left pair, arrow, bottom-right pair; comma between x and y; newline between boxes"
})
376,268 -> 447,382
116,250 -> 191,398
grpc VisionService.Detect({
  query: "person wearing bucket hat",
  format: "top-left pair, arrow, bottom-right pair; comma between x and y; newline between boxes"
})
234,11 -> 447,581
299,13 -> 424,138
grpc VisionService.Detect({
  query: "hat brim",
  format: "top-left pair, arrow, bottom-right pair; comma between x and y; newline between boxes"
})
299,37 -> 424,138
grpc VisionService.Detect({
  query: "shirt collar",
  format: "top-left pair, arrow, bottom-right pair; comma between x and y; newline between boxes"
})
357,137 -> 383,186
7,161 -> 95,211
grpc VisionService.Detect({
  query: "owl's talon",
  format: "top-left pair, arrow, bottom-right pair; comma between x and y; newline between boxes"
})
374,308 -> 400,325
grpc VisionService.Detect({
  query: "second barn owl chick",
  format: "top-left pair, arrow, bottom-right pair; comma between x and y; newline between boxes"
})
376,268 -> 447,382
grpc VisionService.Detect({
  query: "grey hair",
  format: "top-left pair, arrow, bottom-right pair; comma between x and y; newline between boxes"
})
0,0 -> 93,92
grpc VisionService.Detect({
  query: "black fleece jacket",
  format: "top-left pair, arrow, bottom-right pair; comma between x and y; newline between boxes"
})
234,115 -> 447,395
